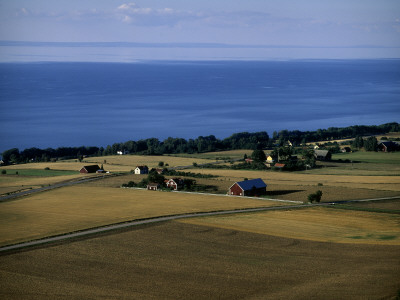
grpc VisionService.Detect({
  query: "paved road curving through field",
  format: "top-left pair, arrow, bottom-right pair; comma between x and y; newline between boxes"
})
0,174 -> 120,202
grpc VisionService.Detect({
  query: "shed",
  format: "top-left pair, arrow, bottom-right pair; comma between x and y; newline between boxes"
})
147,183 -> 160,191
314,150 -> 331,161
274,163 -> 285,169
80,165 -> 101,173
229,178 -> 267,197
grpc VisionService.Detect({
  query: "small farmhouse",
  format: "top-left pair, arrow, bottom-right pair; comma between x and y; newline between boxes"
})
166,178 -> 184,190
80,165 -> 101,174
314,150 -> 331,161
229,178 -> 267,197
135,166 -> 149,174
147,183 -> 160,191
266,155 -> 274,163
274,163 -> 285,169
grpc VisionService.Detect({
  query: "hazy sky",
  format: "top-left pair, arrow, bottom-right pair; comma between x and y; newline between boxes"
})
0,1 -> 399,60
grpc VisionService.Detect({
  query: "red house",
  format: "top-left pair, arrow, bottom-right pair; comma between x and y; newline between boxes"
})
166,178 -> 184,190
228,178 -> 267,197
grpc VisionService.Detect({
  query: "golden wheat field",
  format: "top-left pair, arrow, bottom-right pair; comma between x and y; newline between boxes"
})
1,221 -> 399,299
0,186 -> 281,246
181,206 -> 400,245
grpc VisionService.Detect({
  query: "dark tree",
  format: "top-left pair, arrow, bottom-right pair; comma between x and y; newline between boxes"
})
251,149 -> 266,162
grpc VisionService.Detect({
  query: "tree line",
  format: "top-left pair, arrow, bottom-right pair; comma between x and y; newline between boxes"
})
272,122 -> 399,146
2,122 -> 398,164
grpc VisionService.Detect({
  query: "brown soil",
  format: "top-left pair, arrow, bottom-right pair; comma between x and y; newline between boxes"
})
0,221 -> 399,299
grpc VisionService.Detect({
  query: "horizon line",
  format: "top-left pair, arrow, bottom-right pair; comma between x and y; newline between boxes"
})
1,40 -> 399,49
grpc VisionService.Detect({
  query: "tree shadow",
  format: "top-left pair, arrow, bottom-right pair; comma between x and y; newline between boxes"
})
266,190 -> 304,196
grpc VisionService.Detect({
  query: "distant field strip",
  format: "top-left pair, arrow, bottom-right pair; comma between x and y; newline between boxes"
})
180,206 -> 400,245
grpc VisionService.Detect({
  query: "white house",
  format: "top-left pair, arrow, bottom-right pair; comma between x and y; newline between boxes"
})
135,166 -> 149,174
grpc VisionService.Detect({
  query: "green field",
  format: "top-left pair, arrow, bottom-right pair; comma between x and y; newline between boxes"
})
332,151 -> 400,164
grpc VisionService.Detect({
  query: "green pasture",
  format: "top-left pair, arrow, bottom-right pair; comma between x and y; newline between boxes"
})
332,151 -> 400,164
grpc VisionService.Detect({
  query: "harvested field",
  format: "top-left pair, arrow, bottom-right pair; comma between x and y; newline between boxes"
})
190,168 -> 400,192
181,207 -> 400,245
0,186 -> 280,246
0,221 -> 398,299
336,199 -> 400,210
0,174 -> 86,195
0,155 -> 213,173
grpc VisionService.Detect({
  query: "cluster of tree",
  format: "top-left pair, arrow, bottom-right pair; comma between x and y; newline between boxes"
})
2,122 -> 398,165
1,146 -> 102,165
163,169 -> 217,179
1,131 -> 269,165
273,122 -> 399,146
307,190 -> 323,203
351,136 -> 379,151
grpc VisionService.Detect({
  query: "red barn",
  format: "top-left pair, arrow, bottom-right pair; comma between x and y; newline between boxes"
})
79,165 -> 100,174
228,178 -> 267,197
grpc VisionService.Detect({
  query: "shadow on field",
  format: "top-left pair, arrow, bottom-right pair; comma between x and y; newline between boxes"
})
266,190 -> 304,196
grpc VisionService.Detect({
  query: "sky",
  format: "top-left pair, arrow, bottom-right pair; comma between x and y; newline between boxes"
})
0,0 -> 399,60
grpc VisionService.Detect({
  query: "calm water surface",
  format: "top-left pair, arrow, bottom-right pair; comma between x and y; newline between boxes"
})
0,60 -> 399,152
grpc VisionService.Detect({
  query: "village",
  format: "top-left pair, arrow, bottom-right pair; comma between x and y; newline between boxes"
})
77,137 -> 400,201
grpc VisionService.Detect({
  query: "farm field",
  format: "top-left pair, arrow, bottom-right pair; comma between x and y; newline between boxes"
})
0,172 -> 87,196
180,206 -> 400,245
0,154 -> 213,173
189,168 -> 400,200
0,186 -> 281,246
166,149 -> 252,160
0,221 -> 398,299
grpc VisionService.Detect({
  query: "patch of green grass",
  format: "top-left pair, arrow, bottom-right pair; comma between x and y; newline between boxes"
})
348,234 -> 397,241
0,169 -> 77,177
348,235 -> 364,239
378,235 -> 397,240
332,151 -> 400,164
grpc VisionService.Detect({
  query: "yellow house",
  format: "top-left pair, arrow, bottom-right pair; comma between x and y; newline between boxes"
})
266,155 -> 274,163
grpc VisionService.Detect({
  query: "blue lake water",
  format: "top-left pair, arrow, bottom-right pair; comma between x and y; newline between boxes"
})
0,60 -> 399,152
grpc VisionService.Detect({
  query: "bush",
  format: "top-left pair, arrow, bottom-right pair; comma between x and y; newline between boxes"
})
1,170 -> 6,174
44,167 -> 50,170
307,190 -> 323,203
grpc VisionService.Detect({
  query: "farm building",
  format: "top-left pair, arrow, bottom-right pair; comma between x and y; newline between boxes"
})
314,150 -> 331,161
135,166 -> 149,174
147,183 -> 160,191
266,155 -> 274,163
79,165 -> 101,173
274,163 -> 285,169
166,178 -> 184,190
378,141 -> 399,152
228,178 -> 267,197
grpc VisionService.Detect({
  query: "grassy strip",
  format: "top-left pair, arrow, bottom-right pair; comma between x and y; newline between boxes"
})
327,204 -> 400,214
0,169 -> 78,176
